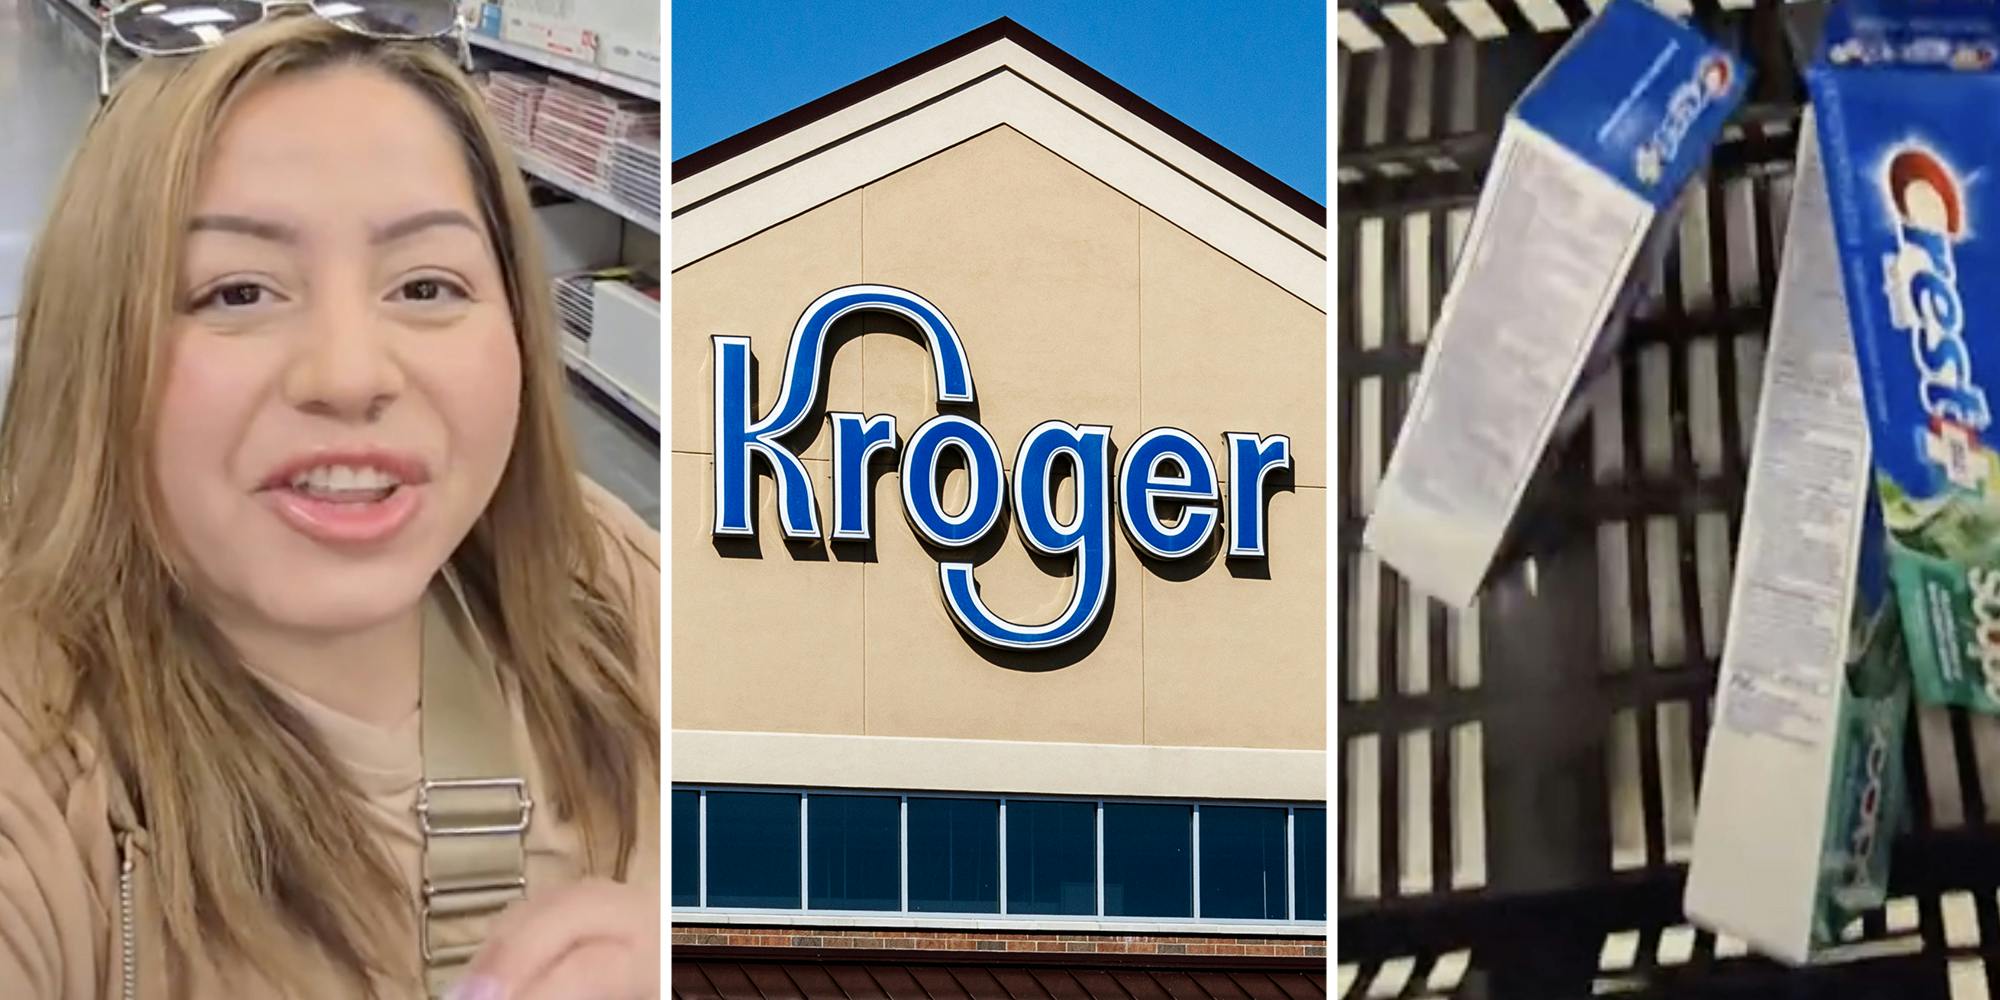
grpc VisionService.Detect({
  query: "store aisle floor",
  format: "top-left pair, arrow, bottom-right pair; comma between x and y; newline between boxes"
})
0,0 -> 659,527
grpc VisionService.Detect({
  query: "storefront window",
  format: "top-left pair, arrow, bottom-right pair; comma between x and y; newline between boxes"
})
673,786 -> 1325,924
807,794 -> 901,911
1199,805 -> 1288,919
672,788 -> 700,907
706,790 -> 802,909
1103,802 -> 1192,918
1005,800 -> 1096,915
1293,808 -> 1327,921
908,797 -> 1000,913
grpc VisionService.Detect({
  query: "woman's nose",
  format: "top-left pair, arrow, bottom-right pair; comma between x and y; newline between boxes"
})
282,296 -> 404,421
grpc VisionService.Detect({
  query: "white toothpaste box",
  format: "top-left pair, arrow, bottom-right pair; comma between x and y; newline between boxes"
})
1364,0 -> 1747,606
1684,111 -> 1911,965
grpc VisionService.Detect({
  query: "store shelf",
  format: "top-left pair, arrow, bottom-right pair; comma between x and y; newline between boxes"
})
561,342 -> 657,435
514,149 -> 659,234
469,33 -> 659,102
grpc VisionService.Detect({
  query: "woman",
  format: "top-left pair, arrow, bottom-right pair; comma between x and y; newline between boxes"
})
0,11 -> 660,1000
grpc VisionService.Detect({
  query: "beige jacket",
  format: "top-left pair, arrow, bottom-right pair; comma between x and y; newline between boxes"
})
0,479 -> 661,999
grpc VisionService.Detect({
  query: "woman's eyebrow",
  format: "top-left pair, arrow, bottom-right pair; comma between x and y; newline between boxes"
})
188,214 -> 298,243
370,209 -> 480,245
184,210 -> 479,246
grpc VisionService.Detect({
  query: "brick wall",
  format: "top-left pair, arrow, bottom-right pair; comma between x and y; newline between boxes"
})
672,925 -> 1327,959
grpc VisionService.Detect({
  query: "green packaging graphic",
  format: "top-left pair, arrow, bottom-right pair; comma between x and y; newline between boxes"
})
1813,593 -> 1909,945
1879,476 -> 2000,709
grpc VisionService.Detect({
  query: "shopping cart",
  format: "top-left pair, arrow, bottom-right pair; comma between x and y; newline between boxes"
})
1336,1 -> 2000,996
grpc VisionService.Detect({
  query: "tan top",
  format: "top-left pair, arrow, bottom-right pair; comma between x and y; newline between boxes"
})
0,478 -> 660,999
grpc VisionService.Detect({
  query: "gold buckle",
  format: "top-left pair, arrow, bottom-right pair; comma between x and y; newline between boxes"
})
415,777 -> 532,837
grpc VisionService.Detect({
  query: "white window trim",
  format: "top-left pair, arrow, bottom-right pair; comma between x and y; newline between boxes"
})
669,69 -> 1326,311
673,729 -> 1326,802
671,40 -> 1324,254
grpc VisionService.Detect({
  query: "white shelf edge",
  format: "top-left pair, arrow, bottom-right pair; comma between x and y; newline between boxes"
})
561,341 -> 658,434
515,149 -> 660,235
470,32 -> 660,101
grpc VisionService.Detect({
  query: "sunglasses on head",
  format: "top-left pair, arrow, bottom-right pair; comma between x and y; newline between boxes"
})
99,0 -> 469,99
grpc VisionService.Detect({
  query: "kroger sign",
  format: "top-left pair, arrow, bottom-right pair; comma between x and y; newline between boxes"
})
713,285 -> 1293,651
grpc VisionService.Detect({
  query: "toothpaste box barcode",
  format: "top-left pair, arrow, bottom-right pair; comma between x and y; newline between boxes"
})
1809,0 -> 2000,711
1685,112 -> 1911,965
1364,0 -> 1747,607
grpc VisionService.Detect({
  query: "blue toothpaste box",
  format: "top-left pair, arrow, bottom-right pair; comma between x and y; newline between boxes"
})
1368,0 -> 1747,606
1810,0 -> 2000,711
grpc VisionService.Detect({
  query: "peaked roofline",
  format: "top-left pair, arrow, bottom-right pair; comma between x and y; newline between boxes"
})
671,16 -> 1327,227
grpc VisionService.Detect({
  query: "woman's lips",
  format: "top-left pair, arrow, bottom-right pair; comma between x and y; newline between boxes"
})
252,448 -> 433,545
259,484 -> 424,545
257,449 -> 433,492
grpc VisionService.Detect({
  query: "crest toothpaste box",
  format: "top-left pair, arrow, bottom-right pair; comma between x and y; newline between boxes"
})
1809,0 -> 2000,711
1365,0 -> 1747,607
1686,114 -> 1911,964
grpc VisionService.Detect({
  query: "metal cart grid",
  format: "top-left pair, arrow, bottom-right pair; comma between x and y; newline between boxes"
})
1336,2 -> 2000,997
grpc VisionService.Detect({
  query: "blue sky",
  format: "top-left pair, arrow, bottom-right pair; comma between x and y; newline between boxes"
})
670,0 -> 1327,205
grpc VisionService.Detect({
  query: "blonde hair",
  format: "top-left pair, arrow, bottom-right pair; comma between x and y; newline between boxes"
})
0,14 -> 657,990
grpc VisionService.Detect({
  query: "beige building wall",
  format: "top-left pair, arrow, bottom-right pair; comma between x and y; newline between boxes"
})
672,125 -> 1326,752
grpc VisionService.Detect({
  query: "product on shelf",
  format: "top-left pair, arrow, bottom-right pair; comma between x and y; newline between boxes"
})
553,270 -> 599,344
477,69 -> 659,223
475,2 -> 502,39
531,78 -> 658,197
608,133 -> 660,220
581,0 -> 661,84
1685,113 -> 1911,964
499,0 -> 594,63
1810,0 -> 2000,712
1363,0 -> 1747,606
550,265 -> 652,350
482,70 -> 543,151
588,278 -> 660,412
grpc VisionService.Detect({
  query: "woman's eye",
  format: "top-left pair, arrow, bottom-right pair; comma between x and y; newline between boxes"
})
395,277 -> 467,303
194,281 -> 272,311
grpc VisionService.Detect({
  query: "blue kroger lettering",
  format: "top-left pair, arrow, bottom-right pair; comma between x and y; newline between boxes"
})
1882,148 -> 1989,488
948,421 -> 1114,650
902,415 -> 1006,547
829,412 -> 897,541
711,284 -> 1290,651
1226,433 -> 1292,558
1118,428 -> 1220,560
711,285 -> 974,538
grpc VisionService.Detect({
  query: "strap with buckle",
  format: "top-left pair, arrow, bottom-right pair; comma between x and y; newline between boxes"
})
417,575 -> 532,997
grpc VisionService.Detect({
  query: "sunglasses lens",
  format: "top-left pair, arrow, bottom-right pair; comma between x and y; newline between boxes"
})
112,1 -> 266,55
312,0 -> 457,38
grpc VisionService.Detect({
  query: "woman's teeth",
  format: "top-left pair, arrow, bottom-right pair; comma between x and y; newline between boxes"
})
288,464 -> 401,501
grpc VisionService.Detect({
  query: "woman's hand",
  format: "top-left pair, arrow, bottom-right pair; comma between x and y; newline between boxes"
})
449,878 -> 660,1000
